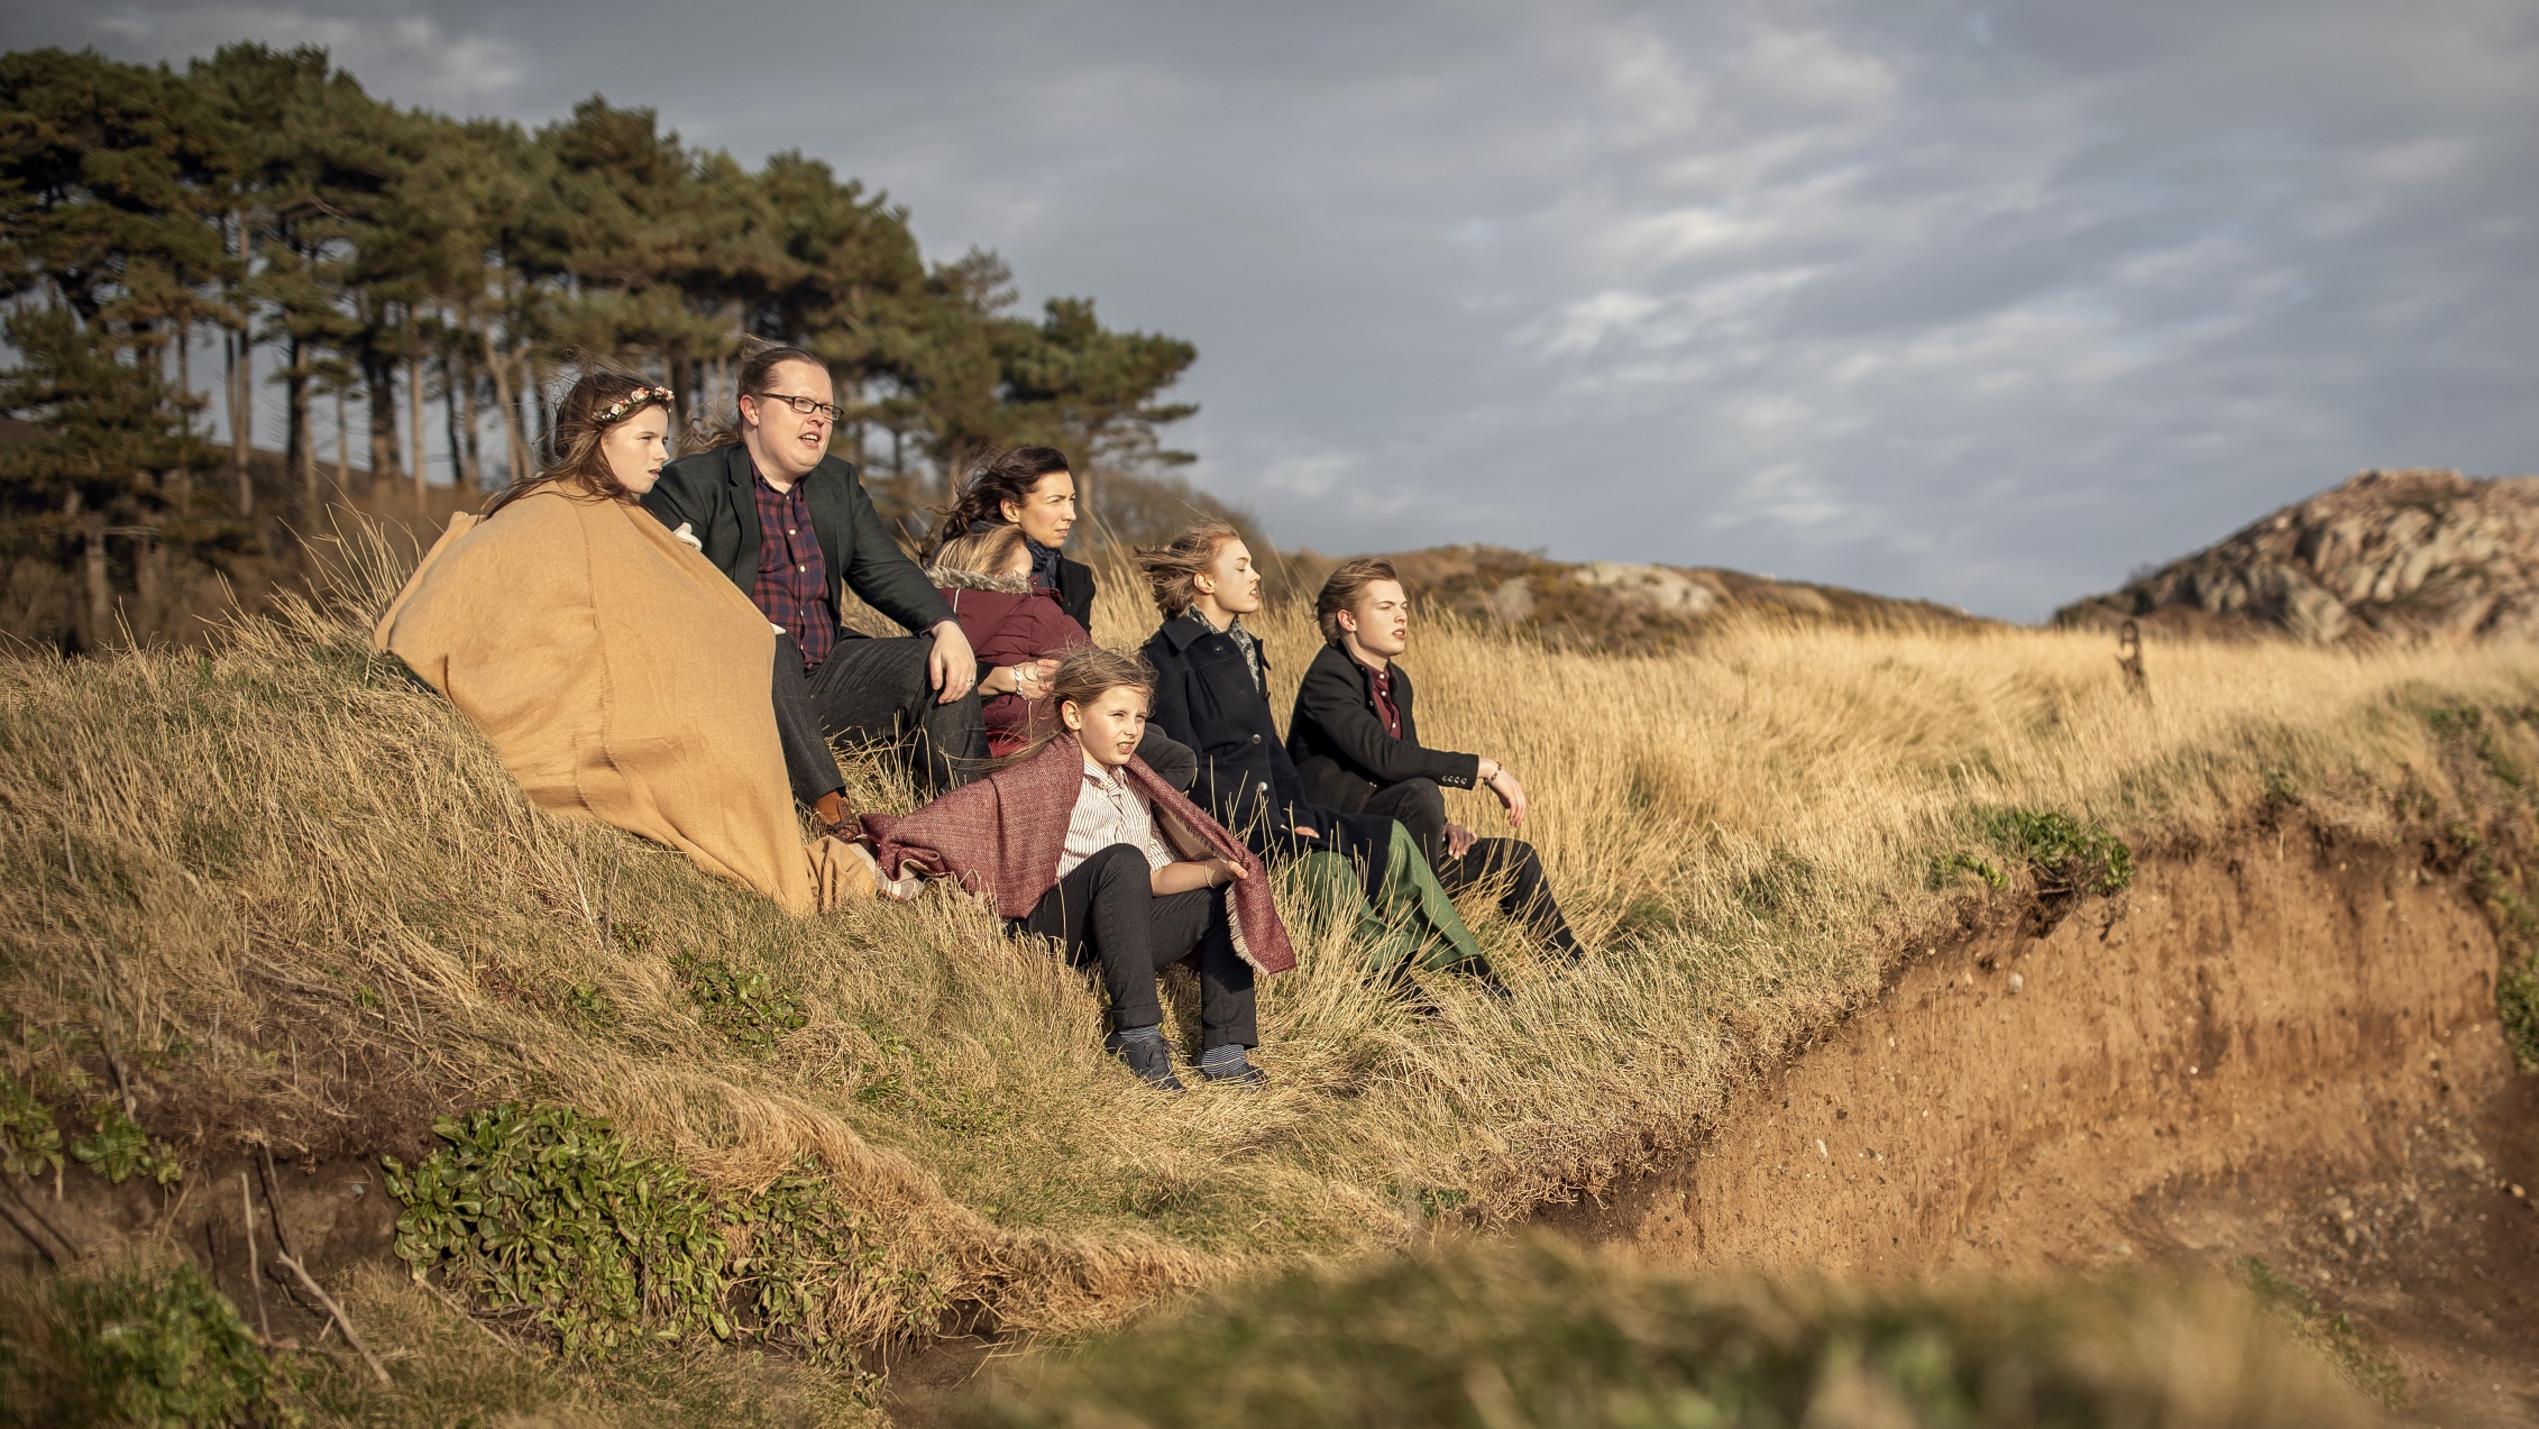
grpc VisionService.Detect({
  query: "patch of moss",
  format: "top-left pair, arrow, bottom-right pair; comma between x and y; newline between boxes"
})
2233,1255 -> 2409,1409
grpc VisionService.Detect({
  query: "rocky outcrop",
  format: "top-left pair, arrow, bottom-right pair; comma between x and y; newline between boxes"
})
1340,545 -> 1986,654
2056,467 -> 2539,645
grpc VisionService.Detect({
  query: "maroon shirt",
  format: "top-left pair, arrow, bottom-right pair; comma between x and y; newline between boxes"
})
750,470 -> 835,667
1366,662 -> 1404,739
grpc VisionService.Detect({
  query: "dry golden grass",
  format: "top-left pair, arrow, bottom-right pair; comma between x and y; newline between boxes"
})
5,522 -> 2538,1375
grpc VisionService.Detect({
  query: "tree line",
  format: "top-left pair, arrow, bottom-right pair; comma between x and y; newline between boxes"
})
0,43 -> 1205,651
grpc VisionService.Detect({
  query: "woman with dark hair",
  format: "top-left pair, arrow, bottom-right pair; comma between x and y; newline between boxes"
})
643,342 -> 983,795
933,446 -> 1198,788
1134,523 -> 1495,983
1290,558 -> 1584,961
375,371 -> 876,913
863,647 -> 1292,1090
930,445 -> 1095,631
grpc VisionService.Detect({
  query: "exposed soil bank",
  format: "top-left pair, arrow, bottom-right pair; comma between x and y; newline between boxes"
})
1546,831 -> 2539,1425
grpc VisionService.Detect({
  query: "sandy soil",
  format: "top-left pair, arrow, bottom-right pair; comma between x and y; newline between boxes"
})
1546,829 -> 2539,1425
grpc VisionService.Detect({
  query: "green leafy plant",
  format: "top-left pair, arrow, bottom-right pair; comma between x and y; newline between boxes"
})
673,955 -> 808,1055
383,1103 -> 938,1363
1976,807 -> 2135,897
2499,956 -> 2539,1073
67,1099 -> 183,1187
1927,850 -> 2006,891
0,1262 -> 300,1425
0,1076 -> 63,1180
384,1103 -> 730,1358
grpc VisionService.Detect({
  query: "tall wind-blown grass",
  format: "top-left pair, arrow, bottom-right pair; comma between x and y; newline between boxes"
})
4,520 -> 2537,1378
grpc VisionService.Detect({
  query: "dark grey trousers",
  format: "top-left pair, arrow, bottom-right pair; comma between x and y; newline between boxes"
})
771,641 -> 845,808
1018,844 -> 1258,1049
782,633 -> 987,795
1362,777 -> 1583,959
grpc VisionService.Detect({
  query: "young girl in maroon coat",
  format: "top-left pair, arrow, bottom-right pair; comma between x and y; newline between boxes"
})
862,647 -> 1294,1090
929,524 -> 1088,757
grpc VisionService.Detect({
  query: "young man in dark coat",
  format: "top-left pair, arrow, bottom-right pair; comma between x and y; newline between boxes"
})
1289,558 -> 1584,960
644,345 -> 983,793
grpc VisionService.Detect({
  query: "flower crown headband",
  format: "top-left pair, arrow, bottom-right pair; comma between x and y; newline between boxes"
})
594,384 -> 675,427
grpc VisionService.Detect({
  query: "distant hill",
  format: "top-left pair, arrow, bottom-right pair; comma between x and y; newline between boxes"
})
2055,467 -> 2539,645
1339,544 -> 1991,653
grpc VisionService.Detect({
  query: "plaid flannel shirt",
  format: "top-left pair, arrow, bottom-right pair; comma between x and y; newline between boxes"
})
749,470 -> 836,668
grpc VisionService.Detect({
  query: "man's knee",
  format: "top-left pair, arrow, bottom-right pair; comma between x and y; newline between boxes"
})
1381,778 -> 1448,842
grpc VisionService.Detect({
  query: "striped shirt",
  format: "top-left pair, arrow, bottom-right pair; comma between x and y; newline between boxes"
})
1059,754 -> 1175,877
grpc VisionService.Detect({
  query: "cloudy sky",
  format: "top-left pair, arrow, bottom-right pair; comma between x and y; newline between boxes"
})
15,0 -> 2539,619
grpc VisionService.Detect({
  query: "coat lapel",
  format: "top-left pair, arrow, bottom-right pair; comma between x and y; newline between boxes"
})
722,445 -> 761,582
803,459 -> 854,601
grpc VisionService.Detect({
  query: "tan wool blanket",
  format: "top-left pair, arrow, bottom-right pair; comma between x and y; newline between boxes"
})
373,488 -> 867,914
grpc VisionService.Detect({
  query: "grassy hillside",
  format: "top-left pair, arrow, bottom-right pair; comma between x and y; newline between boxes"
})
5,523 -> 2539,1419
949,1238 -> 2380,1429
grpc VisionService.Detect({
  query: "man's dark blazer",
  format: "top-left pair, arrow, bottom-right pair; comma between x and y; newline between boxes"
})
1287,643 -> 1480,814
643,443 -> 952,638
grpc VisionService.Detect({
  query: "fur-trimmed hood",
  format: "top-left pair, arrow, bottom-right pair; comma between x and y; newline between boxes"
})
928,564 -> 1032,594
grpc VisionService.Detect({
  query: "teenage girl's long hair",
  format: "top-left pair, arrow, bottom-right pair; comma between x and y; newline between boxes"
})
482,370 -> 670,518
1132,521 -> 1239,620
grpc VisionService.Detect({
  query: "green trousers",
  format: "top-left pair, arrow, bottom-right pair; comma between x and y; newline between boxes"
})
1290,820 -> 1487,976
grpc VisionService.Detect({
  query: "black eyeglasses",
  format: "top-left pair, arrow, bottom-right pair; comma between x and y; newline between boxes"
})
752,391 -> 846,423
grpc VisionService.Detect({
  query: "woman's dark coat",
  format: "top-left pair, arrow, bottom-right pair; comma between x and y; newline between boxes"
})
1286,643 -> 1480,813
1141,613 -> 1312,853
1053,554 -> 1096,635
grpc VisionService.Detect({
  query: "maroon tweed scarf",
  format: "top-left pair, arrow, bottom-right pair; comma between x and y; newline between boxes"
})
861,738 -> 1297,975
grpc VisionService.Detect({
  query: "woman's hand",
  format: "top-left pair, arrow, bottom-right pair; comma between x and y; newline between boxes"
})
981,658 -> 1061,699
1208,857 -> 1249,887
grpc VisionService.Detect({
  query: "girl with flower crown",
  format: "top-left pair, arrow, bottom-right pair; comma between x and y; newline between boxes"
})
375,371 -> 876,913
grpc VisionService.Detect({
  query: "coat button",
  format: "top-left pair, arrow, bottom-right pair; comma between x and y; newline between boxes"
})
1249,733 -> 1261,744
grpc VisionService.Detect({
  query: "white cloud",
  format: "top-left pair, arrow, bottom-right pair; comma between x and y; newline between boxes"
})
91,5 -> 527,102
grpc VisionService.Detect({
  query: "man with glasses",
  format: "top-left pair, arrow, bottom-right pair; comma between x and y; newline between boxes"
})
645,344 -> 984,794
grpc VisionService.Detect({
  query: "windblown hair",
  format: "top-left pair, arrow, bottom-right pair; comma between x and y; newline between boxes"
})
928,525 -> 1027,586
1006,645 -> 1156,765
926,445 -> 1073,557
1052,645 -> 1157,713
1132,521 -> 1241,620
1315,557 -> 1402,646
483,370 -> 670,518
688,339 -> 827,450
